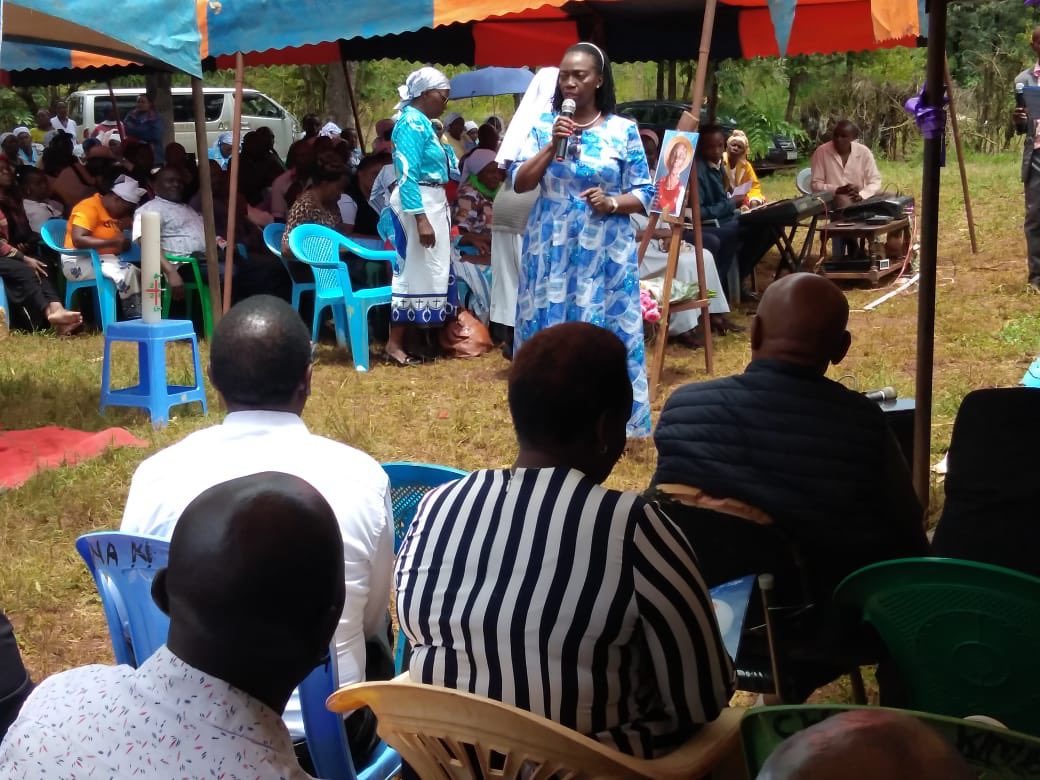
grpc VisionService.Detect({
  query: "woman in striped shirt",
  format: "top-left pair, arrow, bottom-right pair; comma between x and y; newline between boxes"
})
395,322 -> 734,758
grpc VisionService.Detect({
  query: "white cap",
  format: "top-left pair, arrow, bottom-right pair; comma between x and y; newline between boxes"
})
444,111 -> 463,127
111,175 -> 146,205
319,121 -> 343,138
464,120 -> 478,132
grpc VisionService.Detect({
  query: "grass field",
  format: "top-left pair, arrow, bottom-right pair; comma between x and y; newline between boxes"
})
2,153 -> 1038,701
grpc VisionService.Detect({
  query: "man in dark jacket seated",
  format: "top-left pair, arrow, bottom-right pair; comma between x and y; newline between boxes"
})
692,125 -> 775,299
651,272 -> 928,698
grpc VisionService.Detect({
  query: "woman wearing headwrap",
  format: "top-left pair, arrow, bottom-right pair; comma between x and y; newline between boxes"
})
208,131 -> 234,171
385,66 -> 455,366
454,149 -> 504,254
451,149 -> 504,325
512,42 -> 655,437
723,129 -> 764,209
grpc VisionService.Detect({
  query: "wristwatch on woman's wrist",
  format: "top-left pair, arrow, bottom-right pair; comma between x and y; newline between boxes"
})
608,196 -> 619,214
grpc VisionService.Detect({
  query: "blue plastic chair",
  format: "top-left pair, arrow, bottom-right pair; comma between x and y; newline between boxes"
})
41,218 -> 117,330
75,531 -> 400,780
381,461 -> 468,674
75,532 -> 171,667
298,656 -> 401,780
265,222 -> 315,313
288,224 -> 392,371
101,319 -> 208,427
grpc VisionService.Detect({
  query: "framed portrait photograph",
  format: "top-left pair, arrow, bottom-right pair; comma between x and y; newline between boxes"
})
650,130 -> 698,218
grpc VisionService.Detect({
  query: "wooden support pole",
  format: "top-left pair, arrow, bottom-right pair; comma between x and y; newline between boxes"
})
944,56 -> 978,255
222,52 -> 245,314
191,77 -> 222,329
646,0 -> 719,402
342,58 -> 365,151
912,0 -> 949,508
105,81 -> 126,140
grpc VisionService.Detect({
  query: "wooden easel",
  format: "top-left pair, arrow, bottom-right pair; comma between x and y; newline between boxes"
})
637,0 -> 719,403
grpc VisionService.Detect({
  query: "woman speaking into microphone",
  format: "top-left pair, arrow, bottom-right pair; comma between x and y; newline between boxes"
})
513,42 -> 655,437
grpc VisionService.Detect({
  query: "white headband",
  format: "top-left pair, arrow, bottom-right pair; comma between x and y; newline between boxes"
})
576,41 -> 607,70
396,66 -> 450,111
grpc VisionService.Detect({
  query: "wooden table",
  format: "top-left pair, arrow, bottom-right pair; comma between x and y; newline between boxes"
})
818,216 -> 911,287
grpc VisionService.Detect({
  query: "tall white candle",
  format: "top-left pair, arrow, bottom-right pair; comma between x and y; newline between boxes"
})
140,210 -> 162,324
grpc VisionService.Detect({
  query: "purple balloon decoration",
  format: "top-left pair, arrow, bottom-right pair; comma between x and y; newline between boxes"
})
905,84 -> 948,165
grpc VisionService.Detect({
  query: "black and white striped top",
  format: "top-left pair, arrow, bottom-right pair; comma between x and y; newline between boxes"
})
394,467 -> 735,758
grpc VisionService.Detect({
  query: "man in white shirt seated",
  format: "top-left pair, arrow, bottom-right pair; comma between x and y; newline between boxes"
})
120,294 -> 395,763
0,471 -> 346,779
132,166 -> 207,258
131,165 -> 216,300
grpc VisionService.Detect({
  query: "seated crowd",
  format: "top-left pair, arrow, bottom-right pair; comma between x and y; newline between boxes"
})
1,102 -> 975,777
1,98 -> 793,364
1,273 -> 952,777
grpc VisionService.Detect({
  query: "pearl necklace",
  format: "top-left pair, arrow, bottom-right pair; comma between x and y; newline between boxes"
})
572,111 -> 602,129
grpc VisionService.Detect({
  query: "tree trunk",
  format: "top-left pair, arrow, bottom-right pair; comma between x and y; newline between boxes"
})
325,61 -> 359,129
667,60 -> 678,100
656,61 -> 665,100
706,64 -> 719,123
785,72 -> 805,123
680,60 -> 695,107
146,72 -> 175,151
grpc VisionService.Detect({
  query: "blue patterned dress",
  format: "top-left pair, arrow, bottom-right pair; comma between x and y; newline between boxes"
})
511,113 -> 654,437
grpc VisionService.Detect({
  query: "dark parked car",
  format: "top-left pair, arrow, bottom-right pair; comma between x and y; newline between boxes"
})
616,99 -> 800,170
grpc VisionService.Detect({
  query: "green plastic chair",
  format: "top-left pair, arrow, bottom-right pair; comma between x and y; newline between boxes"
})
741,704 -> 1040,779
162,254 -> 213,340
833,557 -> 1040,735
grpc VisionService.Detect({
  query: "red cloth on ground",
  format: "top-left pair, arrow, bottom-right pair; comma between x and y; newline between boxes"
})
0,426 -> 147,489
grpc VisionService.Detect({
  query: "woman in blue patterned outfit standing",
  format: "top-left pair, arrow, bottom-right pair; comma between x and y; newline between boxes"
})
513,43 -> 654,436
386,67 -> 454,366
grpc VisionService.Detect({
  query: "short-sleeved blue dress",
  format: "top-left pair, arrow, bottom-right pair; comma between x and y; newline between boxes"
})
511,113 -> 654,437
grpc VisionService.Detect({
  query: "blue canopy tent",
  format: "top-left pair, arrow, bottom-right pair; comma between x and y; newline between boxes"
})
2,0 -> 201,76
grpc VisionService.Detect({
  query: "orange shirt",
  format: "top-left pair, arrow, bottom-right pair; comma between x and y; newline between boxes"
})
65,193 -> 123,248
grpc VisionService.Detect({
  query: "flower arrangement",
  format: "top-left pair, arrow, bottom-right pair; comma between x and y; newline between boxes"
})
640,287 -> 661,324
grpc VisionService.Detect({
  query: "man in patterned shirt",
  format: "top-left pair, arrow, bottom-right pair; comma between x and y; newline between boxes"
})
0,472 -> 346,779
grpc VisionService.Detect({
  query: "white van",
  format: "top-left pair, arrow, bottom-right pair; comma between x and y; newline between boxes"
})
66,86 -> 301,160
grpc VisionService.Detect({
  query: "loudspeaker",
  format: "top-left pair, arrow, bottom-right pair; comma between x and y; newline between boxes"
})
879,398 -> 915,467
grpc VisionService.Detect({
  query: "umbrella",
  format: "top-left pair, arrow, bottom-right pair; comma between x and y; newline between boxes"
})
449,67 -> 533,98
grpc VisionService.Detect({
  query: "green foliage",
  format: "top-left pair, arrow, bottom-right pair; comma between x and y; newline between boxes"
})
729,105 -> 807,160
947,1 -> 1038,152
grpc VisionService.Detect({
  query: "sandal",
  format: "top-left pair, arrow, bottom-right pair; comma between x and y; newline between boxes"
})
385,352 -> 421,367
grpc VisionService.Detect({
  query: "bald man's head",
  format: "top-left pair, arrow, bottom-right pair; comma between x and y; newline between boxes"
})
751,273 -> 851,374
153,472 -> 346,708
757,710 -> 976,780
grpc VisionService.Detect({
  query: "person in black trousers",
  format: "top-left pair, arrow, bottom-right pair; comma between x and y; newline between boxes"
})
0,611 -> 32,742
0,156 -> 81,332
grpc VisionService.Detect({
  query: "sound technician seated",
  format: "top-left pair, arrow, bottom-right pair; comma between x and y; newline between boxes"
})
650,274 -> 927,697
810,120 -> 881,207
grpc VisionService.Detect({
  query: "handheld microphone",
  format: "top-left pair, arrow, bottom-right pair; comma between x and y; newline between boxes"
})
1017,82 -> 1026,109
863,386 -> 897,402
554,98 -> 576,162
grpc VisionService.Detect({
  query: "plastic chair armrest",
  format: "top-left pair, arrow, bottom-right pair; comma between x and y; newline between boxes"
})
633,708 -> 744,773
